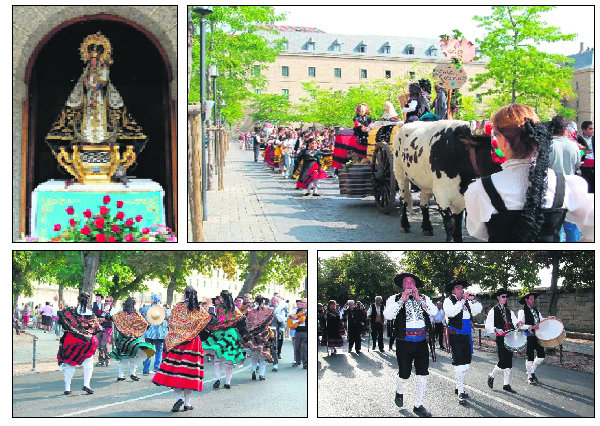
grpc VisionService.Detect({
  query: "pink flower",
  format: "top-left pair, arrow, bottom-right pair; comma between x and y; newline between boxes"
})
135,215 -> 143,222
116,211 -> 125,220
103,195 -> 111,205
83,209 -> 92,218
126,218 -> 134,226
94,217 -> 105,228
108,236 -> 116,242
81,225 -> 91,235
66,206 -> 74,215
69,218 -> 77,227
142,227 -> 150,235
112,224 -> 120,233
99,206 -> 109,215
54,224 -> 61,232
125,234 -> 134,242
96,233 -> 107,242
116,200 -> 124,208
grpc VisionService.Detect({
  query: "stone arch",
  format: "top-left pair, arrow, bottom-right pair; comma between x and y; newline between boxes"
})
13,6 -> 177,239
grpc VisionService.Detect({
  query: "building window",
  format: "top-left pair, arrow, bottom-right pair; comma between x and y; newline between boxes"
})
308,67 -> 316,77
575,82 -> 579,90
305,39 -> 316,51
385,70 -> 392,79
360,69 -> 368,79
382,44 -> 391,54
282,66 -> 289,77
331,41 -> 341,52
405,44 -> 415,55
282,40 -> 289,51
253,65 -> 260,76
358,44 -> 367,53
409,71 -> 416,79
428,46 -> 438,56
576,100 -> 580,108
254,88 -> 261,95
282,89 -> 289,98
334,68 -> 342,78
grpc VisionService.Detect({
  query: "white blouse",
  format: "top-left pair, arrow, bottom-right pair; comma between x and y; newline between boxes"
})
464,159 -> 594,241
383,294 -> 437,329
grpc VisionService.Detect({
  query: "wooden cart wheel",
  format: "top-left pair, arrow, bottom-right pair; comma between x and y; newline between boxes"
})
371,142 -> 397,214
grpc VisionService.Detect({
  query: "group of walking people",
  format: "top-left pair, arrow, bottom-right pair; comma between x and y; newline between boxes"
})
56,289 -> 308,412
320,272 -> 556,416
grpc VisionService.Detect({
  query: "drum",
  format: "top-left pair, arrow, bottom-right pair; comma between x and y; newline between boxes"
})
535,318 -> 566,348
504,330 -> 527,352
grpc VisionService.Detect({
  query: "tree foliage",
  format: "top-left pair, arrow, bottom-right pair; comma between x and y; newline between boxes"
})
189,6 -> 286,123
318,252 -> 398,306
472,6 -> 576,119
249,93 -> 297,124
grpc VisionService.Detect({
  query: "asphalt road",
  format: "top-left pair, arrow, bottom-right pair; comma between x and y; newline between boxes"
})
13,341 -> 306,417
317,337 -> 594,417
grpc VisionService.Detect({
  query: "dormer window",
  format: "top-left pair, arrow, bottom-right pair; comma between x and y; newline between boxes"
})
427,45 -> 437,56
357,42 -> 367,53
282,39 -> 289,51
330,39 -> 341,52
405,44 -> 415,55
381,42 -> 391,54
304,37 -> 316,51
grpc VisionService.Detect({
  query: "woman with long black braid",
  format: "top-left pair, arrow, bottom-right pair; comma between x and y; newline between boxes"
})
465,104 -> 594,242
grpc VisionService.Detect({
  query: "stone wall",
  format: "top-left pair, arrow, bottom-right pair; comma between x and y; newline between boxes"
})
474,287 -> 594,334
12,5 -> 177,240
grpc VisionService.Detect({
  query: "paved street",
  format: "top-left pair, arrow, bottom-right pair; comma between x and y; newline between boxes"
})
318,336 -> 594,417
200,142 -> 478,242
13,335 -> 306,417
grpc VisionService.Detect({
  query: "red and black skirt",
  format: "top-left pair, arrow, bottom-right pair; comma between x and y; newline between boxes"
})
152,336 -> 204,391
296,161 -> 328,189
57,331 -> 98,366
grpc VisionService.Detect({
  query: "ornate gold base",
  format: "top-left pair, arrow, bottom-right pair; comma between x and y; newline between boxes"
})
55,144 -> 136,184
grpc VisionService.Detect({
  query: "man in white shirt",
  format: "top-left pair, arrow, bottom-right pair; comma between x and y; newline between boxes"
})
443,280 -> 482,405
367,296 -> 385,352
429,301 -> 446,350
384,272 -> 437,417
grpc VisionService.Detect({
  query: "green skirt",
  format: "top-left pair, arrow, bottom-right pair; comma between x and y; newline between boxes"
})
110,331 -> 155,361
203,328 -> 245,364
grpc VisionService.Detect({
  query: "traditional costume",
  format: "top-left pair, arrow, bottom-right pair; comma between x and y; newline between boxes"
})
57,292 -> 101,395
110,298 -> 155,381
485,289 -> 519,393
153,288 -> 212,412
517,292 -> 546,385
96,300 -> 115,367
323,305 -> 343,354
269,298 -> 287,371
353,108 -> 372,158
402,83 -> 430,123
263,142 -> 275,168
443,280 -> 482,404
295,146 -> 329,195
290,302 -> 307,368
367,298 -> 385,351
384,273 -> 437,417
203,291 -> 247,389
239,299 -> 276,381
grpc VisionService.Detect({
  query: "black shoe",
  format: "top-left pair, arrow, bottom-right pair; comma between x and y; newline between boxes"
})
292,363 -> 299,367
64,391 -> 71,395
130,375 -> 140,381
272,367 -> 278,372
171,399 -> 183,412
252,371 -> 256,380
96,362 -> 104,367
82,386 -> 94,394
259,375 -> 265,381
278,355 -> 282,359
303,193 -> 310,196
143,371 -> 150,376
372,346 -> 376,350
105,361 -> 110,367
213,379 -> 221,388
527,377 -> 536,385
531,373 -> 539,383
413,405 -> 432,417
458,393 -> 466,405
356,350 -> 361,354
380,349 -> 385,352
394,393 -> 403,407
313,193 -> 321,197
303,365 -> 307,369
184,406 -> 193,411
117,377 -> 126,381
487,376 -> 494,389
224,384 -> 231,389
503,384 -> 517,393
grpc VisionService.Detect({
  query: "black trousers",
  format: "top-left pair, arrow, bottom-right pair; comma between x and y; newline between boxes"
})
449,333 -> 471,366
495,336 -> 513,369
581,167 -> 594,193
396,339 -> 429,379
526,335 -> 545,361
434,322 -> 445,348
371,322 -> 384,350
348,328 -> 362,352
253,144 -> 261,162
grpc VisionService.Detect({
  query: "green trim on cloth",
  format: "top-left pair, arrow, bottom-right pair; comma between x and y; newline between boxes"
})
109,329 -> 155,361
203,328 -> 245,364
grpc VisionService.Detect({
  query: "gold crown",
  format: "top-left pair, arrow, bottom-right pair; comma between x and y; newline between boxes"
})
80,32 -> 113,65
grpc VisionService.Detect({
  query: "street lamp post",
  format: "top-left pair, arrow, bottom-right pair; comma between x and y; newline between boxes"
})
209,65 -> 219,178
192,6 -> 213,222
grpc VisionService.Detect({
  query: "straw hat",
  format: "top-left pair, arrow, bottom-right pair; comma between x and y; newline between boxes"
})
146,305 -> 166,326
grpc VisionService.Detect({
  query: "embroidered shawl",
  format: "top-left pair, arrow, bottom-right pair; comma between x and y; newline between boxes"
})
112,311 -> 148,338
165,302 -> 212,351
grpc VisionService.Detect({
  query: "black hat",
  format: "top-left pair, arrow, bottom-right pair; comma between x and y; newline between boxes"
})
394,273 -> 424,288
95,293 -> 104,298
492,288 -> 513,298
444,279 -> 471,294
519,291 -> 540,305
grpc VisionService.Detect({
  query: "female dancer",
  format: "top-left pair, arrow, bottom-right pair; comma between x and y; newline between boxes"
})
323,300 -> 343,355
240,296 -> 276,381
296,138 -> 329,196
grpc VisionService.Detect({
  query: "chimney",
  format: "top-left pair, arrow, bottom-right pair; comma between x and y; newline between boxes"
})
580,42 -> 584,53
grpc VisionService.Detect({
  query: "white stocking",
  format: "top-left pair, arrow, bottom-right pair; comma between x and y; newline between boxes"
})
173,388 -> 183,402
490,365 -> 502,378
532,357 -> 545,374
503,368 -> 511,386
225,363 -> 234,385
63,365 -> 75,391
214,360 -> 223,380
525,360 -> 533,378
415,375 -> 428,407
396,377 -> 405,394
258,357 -> 267,376
130,361 -> 137,376
82,357 -> 94,388
184,389 -> 193,406
454,365 -> 466,394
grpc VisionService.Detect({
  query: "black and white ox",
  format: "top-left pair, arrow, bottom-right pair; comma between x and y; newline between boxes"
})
392,120 -> 502,242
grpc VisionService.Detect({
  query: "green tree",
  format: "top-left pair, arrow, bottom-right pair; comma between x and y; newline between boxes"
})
472,6 -> 576,117
317,252 -> 398,306
189,6 -> 286,123
250,93 -> 296,124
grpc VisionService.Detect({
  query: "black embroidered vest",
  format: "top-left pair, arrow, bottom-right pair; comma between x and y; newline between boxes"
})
447,295 -> 472,330
394,298 -> 432,339
493,304 -> 515,332
523,306 -> 540,326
